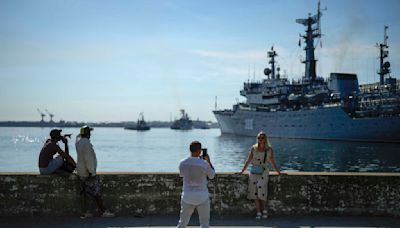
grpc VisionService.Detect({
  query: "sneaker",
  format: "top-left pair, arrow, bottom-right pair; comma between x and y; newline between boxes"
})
101,211 -> 115,217
80,212 -> 93,219
262,210 -> 268,219
255,212 -> 262,219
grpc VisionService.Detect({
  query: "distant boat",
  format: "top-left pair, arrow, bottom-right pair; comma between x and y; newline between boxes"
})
193,119 -> 210,129
171,109 -> 193,130
125,113 -> 150,131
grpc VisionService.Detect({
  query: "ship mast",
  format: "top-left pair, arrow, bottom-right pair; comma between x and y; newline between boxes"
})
269,46 -> 278,79
264,46 -> 279,79
296,1 -> 325,83
377,25 -> 391,85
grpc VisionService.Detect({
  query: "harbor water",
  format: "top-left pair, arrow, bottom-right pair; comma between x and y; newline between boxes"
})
0,127 -> 399,173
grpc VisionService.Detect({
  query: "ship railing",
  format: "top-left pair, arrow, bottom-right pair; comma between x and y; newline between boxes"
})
323,103 -> 341,108
243,82 -> 263,89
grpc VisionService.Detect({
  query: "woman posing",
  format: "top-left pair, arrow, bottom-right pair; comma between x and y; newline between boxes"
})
238,132 -> 284,219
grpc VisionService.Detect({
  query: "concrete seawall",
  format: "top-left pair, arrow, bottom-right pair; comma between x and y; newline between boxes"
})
1,172 -> 399,217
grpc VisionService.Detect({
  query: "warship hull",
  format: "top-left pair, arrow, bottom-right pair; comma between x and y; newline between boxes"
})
214,106 -> 400,143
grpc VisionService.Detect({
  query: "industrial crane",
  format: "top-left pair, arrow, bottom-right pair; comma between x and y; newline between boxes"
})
45,109 -> 54,123
37,108 -> 46,122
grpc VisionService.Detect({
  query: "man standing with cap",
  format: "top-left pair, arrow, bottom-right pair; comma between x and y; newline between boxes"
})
38,129 -> 76,175
76,125 -> 114,218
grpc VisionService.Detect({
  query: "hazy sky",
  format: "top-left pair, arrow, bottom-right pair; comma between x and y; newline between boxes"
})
1,0 -> 399,122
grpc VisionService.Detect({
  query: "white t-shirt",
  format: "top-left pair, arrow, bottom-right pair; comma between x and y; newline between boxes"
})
75,136 -> 97,177
179,156 -> 215,205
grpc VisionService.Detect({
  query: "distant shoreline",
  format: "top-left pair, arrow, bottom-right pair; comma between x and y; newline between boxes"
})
0,120 -> 219,129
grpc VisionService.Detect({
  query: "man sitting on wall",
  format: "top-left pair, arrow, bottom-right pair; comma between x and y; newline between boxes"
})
38,129 -> 76,175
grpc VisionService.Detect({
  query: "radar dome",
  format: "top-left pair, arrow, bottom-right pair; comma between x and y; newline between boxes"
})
264,68 -> 271,76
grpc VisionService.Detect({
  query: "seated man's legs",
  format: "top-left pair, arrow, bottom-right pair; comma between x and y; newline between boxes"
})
39,156 -> 64,174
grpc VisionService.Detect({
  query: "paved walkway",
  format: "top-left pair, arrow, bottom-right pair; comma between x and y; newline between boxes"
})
1,215 -> 400,228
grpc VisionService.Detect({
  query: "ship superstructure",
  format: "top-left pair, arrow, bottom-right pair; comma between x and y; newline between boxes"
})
171,109 -> 193,130
213,2 -> 400,143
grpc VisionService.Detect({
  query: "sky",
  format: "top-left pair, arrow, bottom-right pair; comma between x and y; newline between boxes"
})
0,0 -> 399,122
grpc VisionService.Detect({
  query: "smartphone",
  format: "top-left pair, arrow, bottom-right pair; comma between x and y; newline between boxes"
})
202,148 -> 208,159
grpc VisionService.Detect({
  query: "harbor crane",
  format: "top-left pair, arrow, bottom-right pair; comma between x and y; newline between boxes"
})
45,109 -> 54,123
37,108 -> 46,122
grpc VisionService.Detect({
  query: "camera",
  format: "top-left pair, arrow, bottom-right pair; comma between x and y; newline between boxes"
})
202,148 -> 208,159
63,134 -> 72,138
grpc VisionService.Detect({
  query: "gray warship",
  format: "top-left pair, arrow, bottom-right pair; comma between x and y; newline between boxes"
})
213,2 -> 400,143
171,109 -> 193,130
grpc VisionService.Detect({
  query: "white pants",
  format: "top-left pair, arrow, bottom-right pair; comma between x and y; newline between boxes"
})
177,198 -> 210,228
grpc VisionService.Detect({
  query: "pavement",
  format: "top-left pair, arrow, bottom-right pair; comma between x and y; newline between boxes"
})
1,215 -> 400,228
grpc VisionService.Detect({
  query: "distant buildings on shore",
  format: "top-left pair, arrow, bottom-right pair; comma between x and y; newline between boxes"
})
0,120 -> 219,129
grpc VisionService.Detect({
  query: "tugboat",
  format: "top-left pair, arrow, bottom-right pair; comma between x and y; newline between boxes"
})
171,109 -> 193,130
213,1 -> 400,143
125,113 -> 150,131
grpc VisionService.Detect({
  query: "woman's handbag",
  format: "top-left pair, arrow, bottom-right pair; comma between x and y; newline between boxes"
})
250,149 -> 267,174
250,165 -> 264,174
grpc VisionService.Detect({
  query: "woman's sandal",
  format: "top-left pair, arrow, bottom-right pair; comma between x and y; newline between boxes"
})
262,210 -> 268,219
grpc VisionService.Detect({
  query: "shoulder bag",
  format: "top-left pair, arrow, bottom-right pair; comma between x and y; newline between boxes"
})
250,149 -> 267,174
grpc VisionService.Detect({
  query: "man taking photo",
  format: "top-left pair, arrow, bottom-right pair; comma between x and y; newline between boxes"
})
177,141 -> 215,228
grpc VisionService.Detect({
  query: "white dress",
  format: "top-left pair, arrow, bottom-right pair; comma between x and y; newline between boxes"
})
247,146 -> 272,201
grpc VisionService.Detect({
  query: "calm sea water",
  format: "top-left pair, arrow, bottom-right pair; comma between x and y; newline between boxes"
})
0,127 -> 399,173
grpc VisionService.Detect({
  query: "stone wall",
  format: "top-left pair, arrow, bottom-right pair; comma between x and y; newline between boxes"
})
1,172 -> 399,217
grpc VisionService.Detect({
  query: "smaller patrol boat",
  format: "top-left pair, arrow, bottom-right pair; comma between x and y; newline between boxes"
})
125,113 -> 150,131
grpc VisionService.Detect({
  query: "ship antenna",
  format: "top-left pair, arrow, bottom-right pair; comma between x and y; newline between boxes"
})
317,1 -> 327,37
384,25 -> 388,46
253,62 -> 256,82
315,0 -> 327,50
215,96 -> 218,110
248,60 -> 251,81
376,25 -> 391,85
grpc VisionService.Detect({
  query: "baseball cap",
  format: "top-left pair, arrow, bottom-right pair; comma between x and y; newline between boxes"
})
50,129 -> 62,139
80,125 -> 94,135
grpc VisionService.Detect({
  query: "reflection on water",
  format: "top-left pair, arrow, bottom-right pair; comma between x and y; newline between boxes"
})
0,127 -> 399,172
215,134 -> 400,172
213,134 -> 254,172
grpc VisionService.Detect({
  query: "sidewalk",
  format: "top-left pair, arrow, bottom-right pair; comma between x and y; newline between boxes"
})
1,215 -> 399,228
